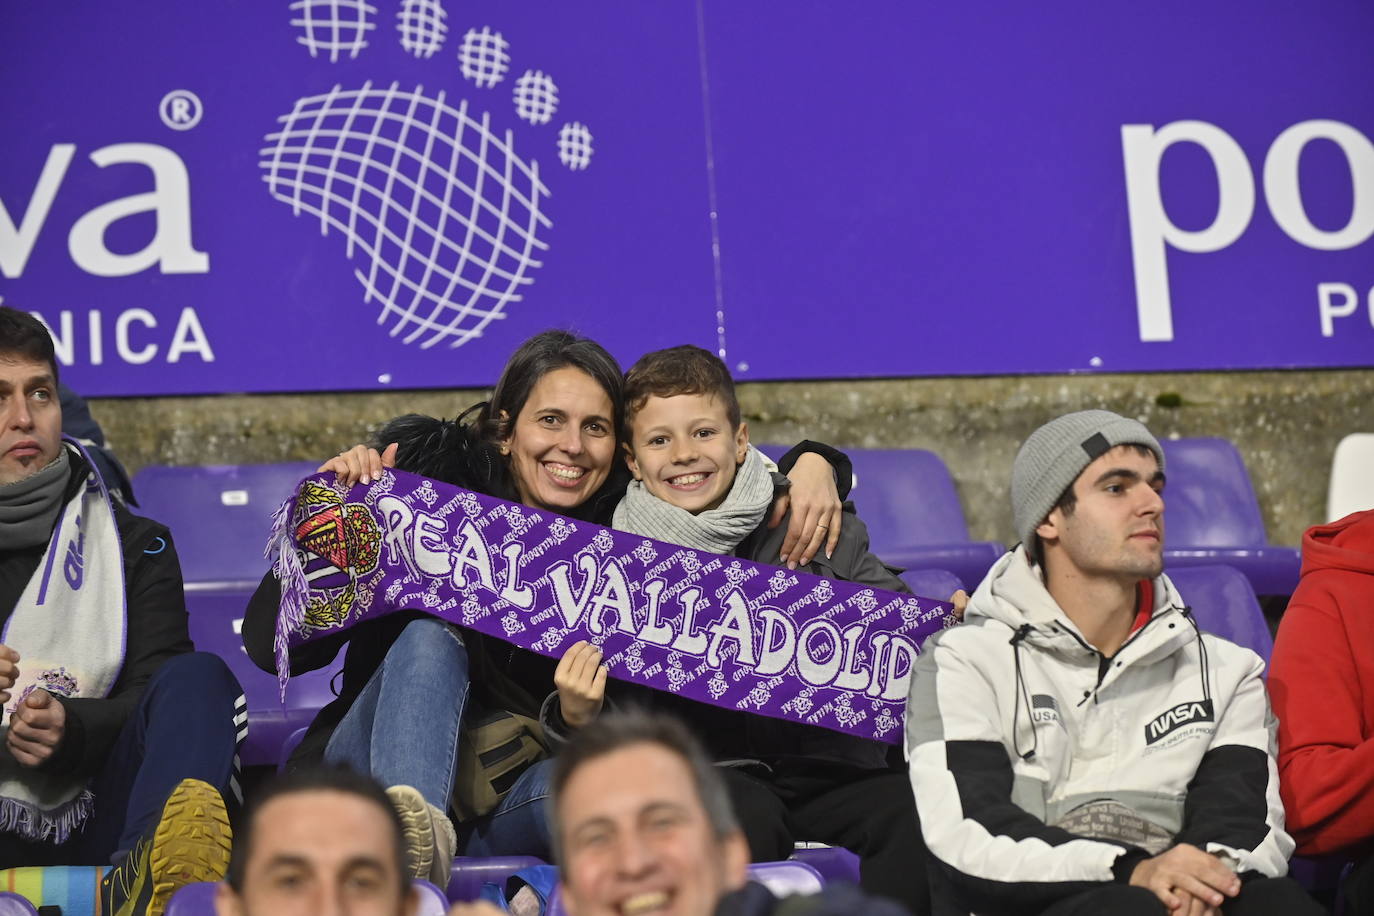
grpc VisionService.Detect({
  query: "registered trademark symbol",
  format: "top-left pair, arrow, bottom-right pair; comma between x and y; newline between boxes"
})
159,90 -> 203,130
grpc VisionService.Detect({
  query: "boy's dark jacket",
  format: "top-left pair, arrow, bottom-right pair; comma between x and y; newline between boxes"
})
646,474 -> 911,772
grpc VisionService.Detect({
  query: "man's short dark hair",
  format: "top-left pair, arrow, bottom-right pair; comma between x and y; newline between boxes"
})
550,709 -> 739,862
1028,442 -> 1159,568
623,345 -> 741,432
0,307 -> 59,383
226,765 -> 408,895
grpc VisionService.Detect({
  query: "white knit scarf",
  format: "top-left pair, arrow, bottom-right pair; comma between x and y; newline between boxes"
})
0,443 -> 126,842
613,446 -> 773,555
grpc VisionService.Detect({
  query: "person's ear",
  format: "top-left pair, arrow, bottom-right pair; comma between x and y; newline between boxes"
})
213,882 -> 244,916
497,409 -> 513,455
1036,510 -> 1061,544
721,830 -> 751,889
734,421 -> 749,464
623,441 -> 643,480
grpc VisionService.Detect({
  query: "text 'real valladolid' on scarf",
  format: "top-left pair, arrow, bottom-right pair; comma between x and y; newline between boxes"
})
269,470 -> 956,744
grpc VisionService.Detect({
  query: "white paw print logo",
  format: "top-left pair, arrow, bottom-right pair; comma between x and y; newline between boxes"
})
632,540 -> 657,565
501,610 -> 525,636
811,580 -> 835,605
415,480 -> 439,507
591,529 -> 615,555
707,671 -> 729,700
269,1 -> 595,351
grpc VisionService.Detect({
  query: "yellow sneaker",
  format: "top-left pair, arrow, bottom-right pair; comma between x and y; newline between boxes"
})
100,778 -> 232,916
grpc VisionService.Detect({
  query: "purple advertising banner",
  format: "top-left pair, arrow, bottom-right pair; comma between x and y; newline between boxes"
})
1,2 -> 1371,396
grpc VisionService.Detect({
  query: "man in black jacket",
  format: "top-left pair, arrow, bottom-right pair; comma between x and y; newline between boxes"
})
0,307 -> 242,916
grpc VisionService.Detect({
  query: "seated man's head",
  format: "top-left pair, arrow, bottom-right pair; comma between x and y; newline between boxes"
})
551,710 -> 749,916
622,346 -> 749,514
217,766 -> 417,916
1012,410 -> 1167,584
0,307 -> 62,486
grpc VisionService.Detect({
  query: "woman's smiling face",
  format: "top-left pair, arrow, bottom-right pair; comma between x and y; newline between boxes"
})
503,366 -> 617,513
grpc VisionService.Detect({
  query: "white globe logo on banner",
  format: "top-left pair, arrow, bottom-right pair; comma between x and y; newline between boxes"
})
263,2 -> 593,350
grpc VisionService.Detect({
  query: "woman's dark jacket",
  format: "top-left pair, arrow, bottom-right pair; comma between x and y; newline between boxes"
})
241,413 -> 844,770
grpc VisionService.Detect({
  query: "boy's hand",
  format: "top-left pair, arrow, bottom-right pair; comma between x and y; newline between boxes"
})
0,645 -> 19,705
773,452 -> 842,568
317,442 -> 399,486
949,590 -> 969,620
555,641 -> 608,729
7,689 -> 65,767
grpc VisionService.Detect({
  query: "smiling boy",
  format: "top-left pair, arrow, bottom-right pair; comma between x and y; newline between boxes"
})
609,345 -> 928,913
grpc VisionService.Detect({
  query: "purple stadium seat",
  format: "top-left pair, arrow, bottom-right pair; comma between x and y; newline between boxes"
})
184,587 -> 340,767
899,568 -> 965,604
167,880 -> 447,914
790,846 -> 861,885
131,462 -> 318,588
413,879 -> 449,915
446,856 -> 548,902
757,446 -> 1004,588
747,860 -> 826,896
165,881 -> 216,915
1164,565 -> 1273,664
129,463 -> 348,765
0,894 -> 37,916
1158,439 -> 1301,596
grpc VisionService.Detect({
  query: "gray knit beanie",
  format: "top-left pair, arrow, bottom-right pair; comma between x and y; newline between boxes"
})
1011,409 -> 1164,548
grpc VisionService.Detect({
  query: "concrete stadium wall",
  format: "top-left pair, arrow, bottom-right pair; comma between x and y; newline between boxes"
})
89,368 -> 1373,548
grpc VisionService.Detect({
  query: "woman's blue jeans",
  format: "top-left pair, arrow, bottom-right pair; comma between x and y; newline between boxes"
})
323,616 -> 554,859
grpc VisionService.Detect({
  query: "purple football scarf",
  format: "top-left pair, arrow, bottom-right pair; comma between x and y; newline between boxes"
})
269,469 -> 956,744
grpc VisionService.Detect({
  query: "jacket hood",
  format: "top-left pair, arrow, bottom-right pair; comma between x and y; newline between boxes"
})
967,544 -> 1186,647
1300,508 -> 1374,579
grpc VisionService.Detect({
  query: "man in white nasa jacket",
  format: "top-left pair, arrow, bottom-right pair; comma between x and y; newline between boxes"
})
905,410 -> 1321,916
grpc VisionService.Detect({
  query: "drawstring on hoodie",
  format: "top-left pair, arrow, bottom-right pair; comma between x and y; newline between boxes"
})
1009,624 -> 1037,760
1179,606 -> 1214,708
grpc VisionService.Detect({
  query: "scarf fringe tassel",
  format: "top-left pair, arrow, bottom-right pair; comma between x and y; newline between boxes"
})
0,789 -> 94,844
266,493 -> 307,702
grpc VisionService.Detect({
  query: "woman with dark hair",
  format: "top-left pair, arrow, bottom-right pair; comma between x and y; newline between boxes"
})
242,329 -> 846,886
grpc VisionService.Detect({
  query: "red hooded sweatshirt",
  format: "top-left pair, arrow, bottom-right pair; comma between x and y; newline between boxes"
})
1269,508 -> 1374,856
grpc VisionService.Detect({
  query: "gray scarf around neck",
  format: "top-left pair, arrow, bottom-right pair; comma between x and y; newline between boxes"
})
613,445 -> 774,555
0,449 -> 70,550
